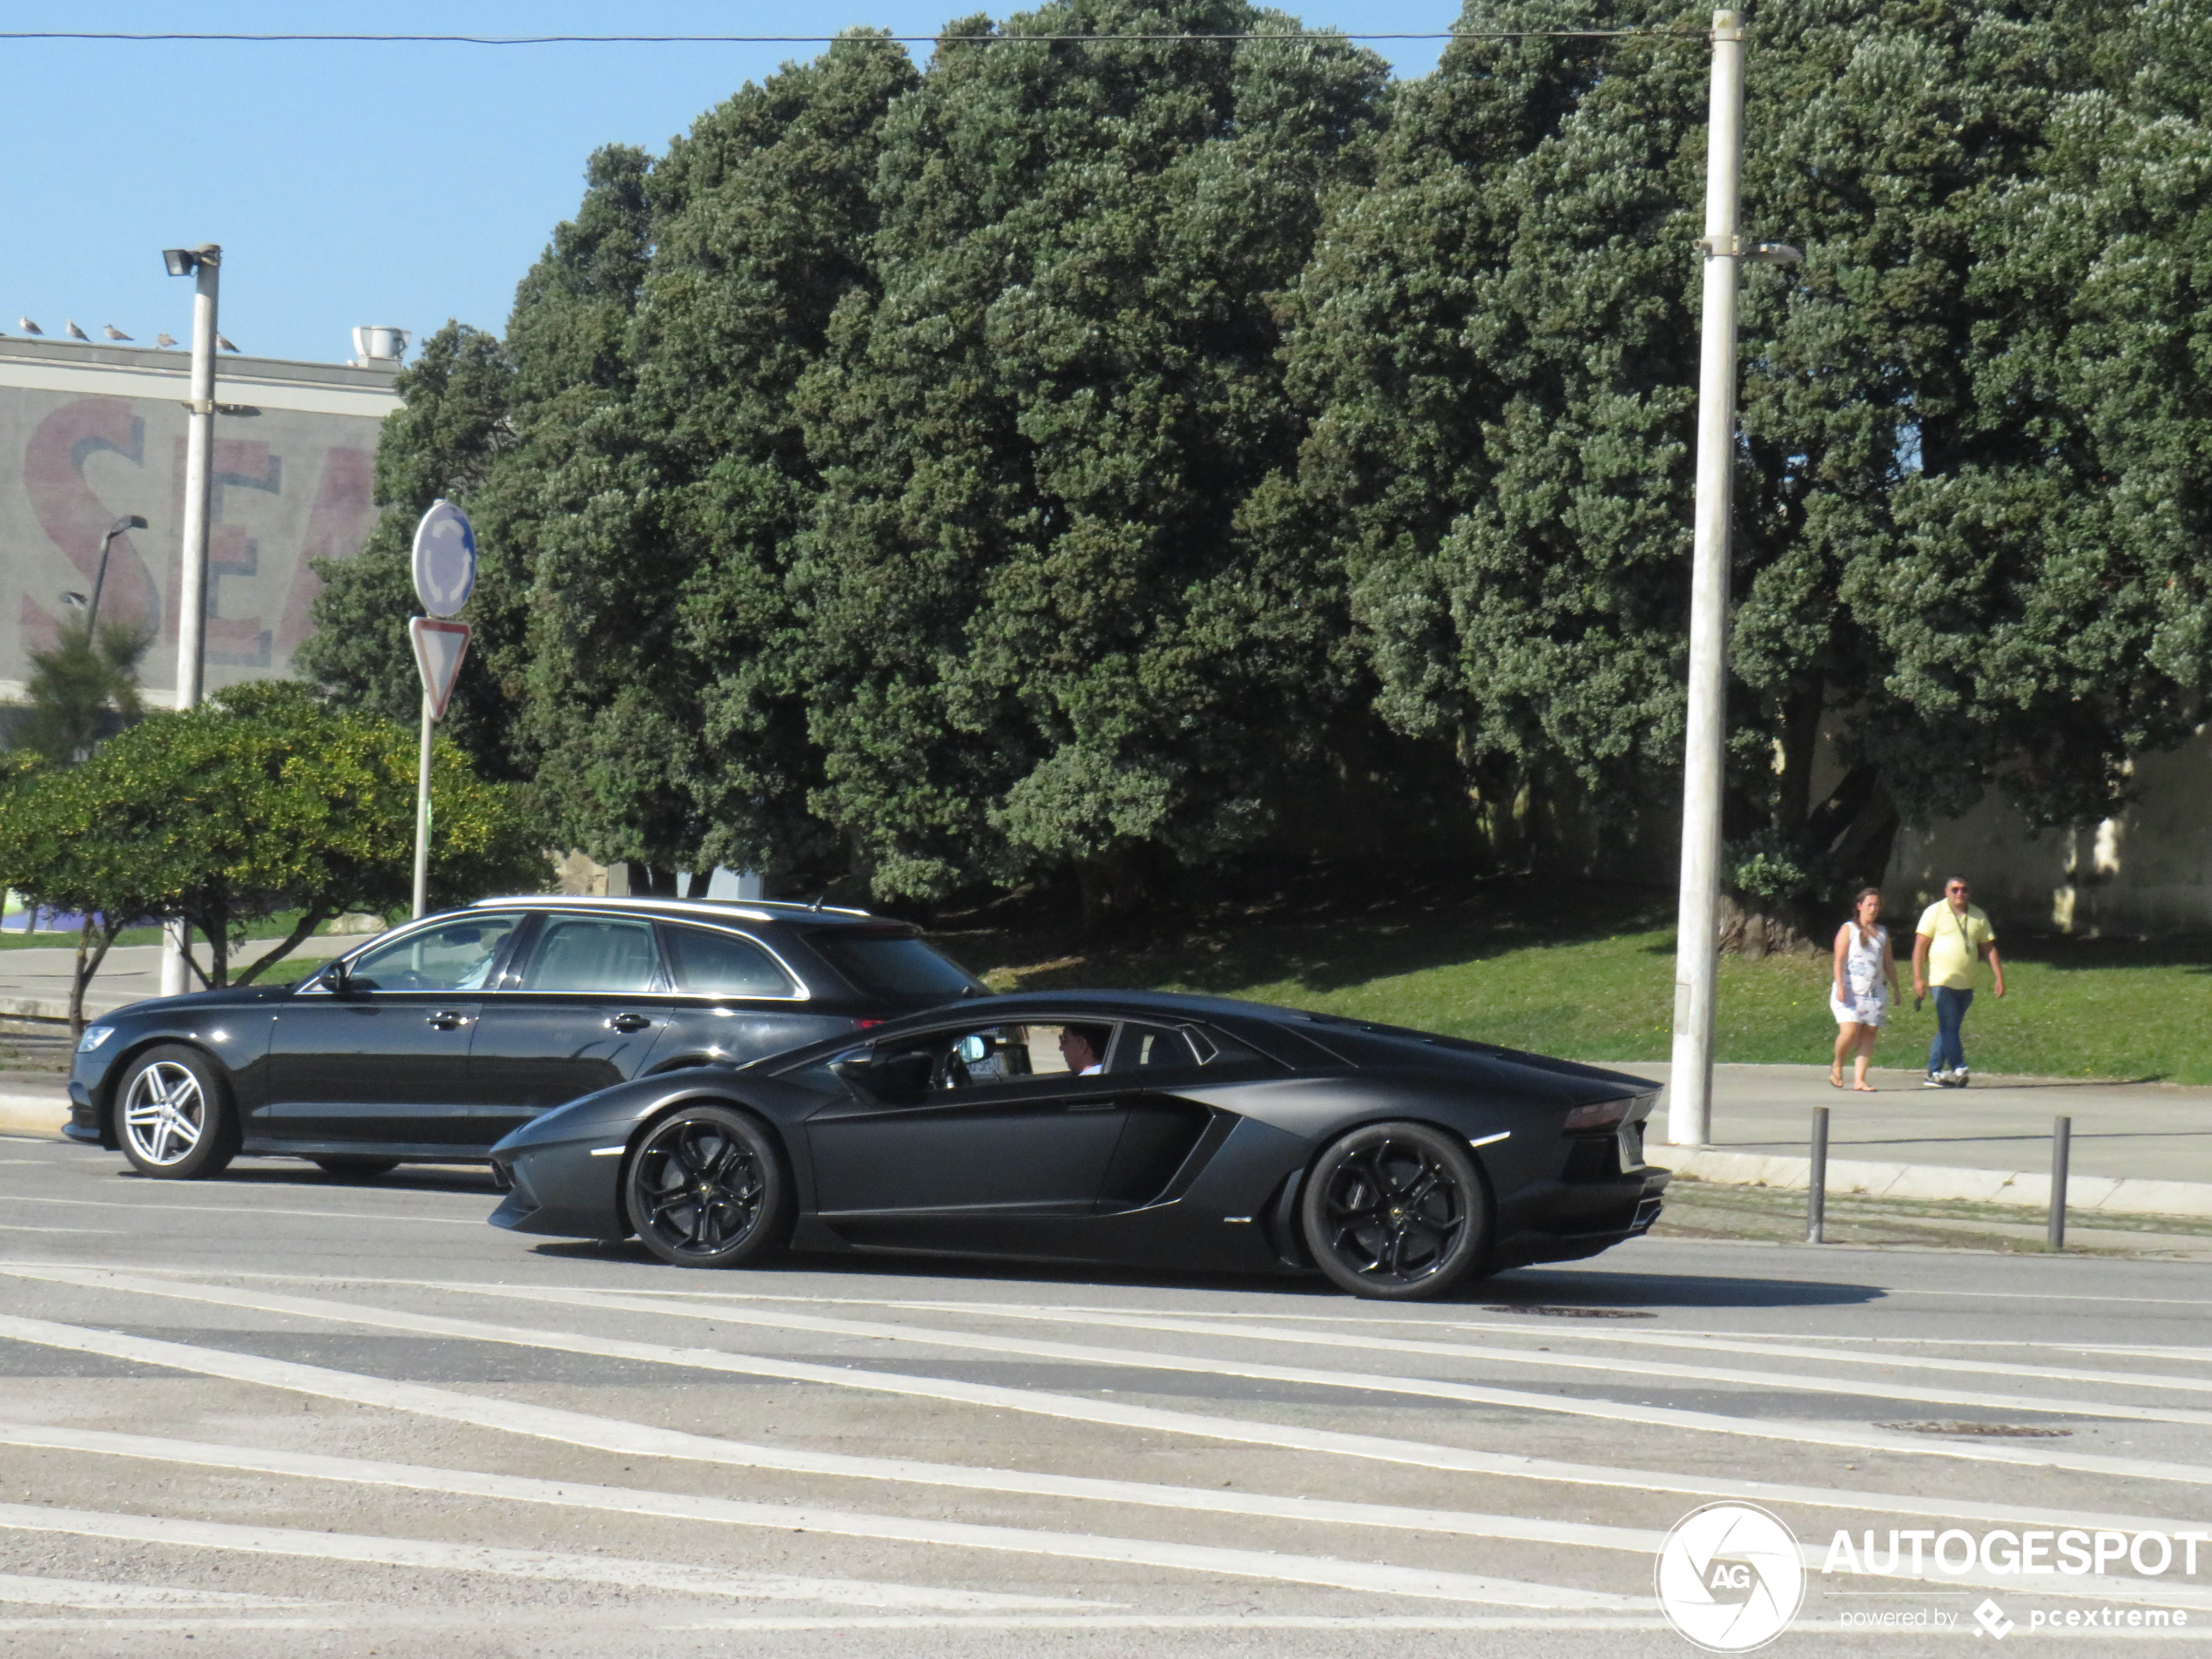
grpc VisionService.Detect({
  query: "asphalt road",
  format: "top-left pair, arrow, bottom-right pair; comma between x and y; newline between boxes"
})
3,1133 -> 2211,1656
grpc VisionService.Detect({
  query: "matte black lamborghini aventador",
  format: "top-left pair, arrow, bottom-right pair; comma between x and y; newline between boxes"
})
487,990 -> 1669,1300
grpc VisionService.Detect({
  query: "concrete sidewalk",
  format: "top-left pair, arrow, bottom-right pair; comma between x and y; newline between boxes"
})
0,934 -> 355,1023
1625,1061 -> 2212,1220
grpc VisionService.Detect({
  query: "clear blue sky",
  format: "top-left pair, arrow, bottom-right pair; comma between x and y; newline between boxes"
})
0,3 -> 1465,367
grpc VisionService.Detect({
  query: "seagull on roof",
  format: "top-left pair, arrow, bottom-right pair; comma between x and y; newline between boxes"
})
65,320 -> 91,341
102,324 -> 132,341
17,317 -> 40,335
155,333 -> 177,348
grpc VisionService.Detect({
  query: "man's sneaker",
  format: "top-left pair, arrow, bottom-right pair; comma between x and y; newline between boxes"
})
1923,1073 -> 1947,1088
1952,1067 -> 1969,1088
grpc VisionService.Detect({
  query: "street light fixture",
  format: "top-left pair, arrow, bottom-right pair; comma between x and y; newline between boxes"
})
85,513 -> 148,633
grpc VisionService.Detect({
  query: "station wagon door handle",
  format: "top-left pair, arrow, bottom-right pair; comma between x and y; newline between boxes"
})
1065,1100 -> 1120,1112
426,1010 -> 470,1030
606,1013 -> 653,1033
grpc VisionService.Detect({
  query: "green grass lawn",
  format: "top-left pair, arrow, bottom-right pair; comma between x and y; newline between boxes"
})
941,880 -> 2212,1085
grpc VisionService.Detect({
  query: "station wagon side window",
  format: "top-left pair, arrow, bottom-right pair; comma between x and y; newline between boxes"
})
514,915 -> 666,994
663,925 -> 798,998
342,914 -> 522,993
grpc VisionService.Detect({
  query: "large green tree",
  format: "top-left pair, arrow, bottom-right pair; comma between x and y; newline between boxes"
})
1269,2 -> 1634,866
518,36 -> 919,888
1844,0 -> 2212,833
1284,0 -> 2188,913
306,0 -> 2212,926
793,1 -> 1387,920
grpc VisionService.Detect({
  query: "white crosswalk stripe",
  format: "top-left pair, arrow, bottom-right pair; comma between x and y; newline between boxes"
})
0,1503 -> 1097,1609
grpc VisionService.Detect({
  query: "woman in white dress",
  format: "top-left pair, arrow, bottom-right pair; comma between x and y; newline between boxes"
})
1830,887 -> 1898,1092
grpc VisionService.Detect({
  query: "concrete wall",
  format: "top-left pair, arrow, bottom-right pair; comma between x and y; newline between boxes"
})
1886,728 -> 2212,936
0,335 -> 398,705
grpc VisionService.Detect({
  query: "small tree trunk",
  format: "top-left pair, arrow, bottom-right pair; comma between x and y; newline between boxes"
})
68,915 -> 125,1042
69,918 -> 91,1044
206,898 -> 231,988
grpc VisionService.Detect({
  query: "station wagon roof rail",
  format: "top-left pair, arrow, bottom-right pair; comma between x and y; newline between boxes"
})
468,894 -> 879,923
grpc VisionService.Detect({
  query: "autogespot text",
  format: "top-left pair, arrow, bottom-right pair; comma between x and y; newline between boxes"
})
1824,1527 -> 2208,1579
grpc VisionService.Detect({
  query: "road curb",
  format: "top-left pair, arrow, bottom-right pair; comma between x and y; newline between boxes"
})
0,997 -> 71,1023
1667,1149 -> 2212,1221
0,1092 -> 68,1140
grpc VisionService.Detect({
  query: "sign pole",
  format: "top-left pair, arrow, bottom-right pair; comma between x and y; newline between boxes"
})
406,499 -> 478,921
412,691 -> 435,919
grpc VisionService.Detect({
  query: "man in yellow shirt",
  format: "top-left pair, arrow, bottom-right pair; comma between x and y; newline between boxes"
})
1912,876 -> 2005,1087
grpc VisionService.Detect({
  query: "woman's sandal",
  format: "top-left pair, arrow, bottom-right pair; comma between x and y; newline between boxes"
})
1829,1068 -> 1844,1089
1853,1082 -> 1877,1092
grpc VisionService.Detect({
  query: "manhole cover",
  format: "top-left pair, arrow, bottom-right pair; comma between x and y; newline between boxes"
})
1482,1305 -> 1656,1319
1878,1420 -> 2073,1439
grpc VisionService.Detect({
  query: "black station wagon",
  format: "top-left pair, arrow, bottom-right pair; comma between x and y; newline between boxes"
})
64,896 -> 984,1178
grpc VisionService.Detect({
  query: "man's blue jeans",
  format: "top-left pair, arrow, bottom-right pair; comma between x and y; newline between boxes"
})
1929,987 -> 1974,1076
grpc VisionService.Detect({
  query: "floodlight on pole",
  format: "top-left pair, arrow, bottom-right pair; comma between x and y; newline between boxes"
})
159,242 -> 220,1000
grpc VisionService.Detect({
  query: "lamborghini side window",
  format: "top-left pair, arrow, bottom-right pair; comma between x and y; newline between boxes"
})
1106,1023 -> 1199,1073
860,1023 -> 1119,1096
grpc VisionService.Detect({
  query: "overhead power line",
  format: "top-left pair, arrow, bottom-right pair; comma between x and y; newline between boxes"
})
0,29 -> 1686,46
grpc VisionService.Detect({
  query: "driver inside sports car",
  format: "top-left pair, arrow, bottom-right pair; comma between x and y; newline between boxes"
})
1056,1024 -> 1107,1076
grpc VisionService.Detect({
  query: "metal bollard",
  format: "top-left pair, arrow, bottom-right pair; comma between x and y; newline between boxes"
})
2048,1116 -> 2072,1251
1807,1105 -> 1829,1245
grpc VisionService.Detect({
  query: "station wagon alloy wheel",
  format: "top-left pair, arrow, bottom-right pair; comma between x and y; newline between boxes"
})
114,1044 -> 239,1179
124,1062 -> 204,1166
625,1104 -> 790,1269
1302,1120 -> 1487,1300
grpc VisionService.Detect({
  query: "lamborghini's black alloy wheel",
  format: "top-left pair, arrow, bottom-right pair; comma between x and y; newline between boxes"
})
624,1104 -> 789,1269
1301,1121 -> 1488,1299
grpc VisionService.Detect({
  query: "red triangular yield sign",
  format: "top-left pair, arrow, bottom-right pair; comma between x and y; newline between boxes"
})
408,617 -> 472,720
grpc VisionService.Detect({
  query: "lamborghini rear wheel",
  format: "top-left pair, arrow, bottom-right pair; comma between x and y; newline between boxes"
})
1301,1121 -> 1487,1299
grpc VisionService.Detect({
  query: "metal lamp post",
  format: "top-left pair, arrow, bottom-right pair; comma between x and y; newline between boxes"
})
84,514 -> 148,634
158,244 -> 220,1000
1662,12 -> 1801,1147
